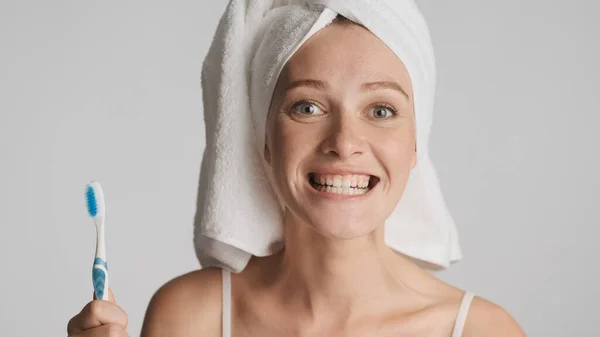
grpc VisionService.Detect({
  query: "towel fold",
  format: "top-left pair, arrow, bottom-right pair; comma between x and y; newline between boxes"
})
194,0 -> 462,273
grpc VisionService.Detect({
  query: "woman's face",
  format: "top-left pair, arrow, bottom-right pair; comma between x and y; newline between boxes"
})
264,22 -> 416,239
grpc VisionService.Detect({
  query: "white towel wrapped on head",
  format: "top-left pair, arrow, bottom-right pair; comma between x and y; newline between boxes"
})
194,0 -> 462,273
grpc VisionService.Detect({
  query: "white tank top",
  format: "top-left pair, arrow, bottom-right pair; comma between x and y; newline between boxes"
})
221,269 -> 474,337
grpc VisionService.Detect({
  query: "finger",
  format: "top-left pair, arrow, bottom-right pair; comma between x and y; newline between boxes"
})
93,288 -> 116,304
67,300 -> 128,334
107,288 -> 115,303
68,323 -> 128,337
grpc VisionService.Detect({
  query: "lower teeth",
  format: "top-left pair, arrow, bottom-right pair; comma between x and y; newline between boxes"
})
312,183 -> 369,195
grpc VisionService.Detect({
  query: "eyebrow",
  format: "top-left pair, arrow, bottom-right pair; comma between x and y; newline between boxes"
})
284,79 -> 409,99
361,81 -> 409,99
284,79 -> 326,92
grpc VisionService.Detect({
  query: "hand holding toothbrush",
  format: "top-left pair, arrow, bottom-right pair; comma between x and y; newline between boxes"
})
67,181 -> 129,337
67,288 -> 128,337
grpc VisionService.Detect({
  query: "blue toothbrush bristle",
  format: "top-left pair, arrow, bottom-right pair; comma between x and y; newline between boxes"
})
86,186 -> 98,217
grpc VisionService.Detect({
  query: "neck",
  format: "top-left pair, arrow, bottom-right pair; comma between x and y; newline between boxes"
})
269,210 -> 419,321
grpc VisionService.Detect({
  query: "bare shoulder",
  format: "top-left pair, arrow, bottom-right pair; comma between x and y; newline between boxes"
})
140,268 -> 223,337
463,295 -> 526,337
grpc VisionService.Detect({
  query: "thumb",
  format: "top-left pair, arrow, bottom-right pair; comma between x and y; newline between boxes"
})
93,288 -> 116,304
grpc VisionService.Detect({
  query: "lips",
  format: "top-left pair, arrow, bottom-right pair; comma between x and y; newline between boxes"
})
308,173 -> 379,195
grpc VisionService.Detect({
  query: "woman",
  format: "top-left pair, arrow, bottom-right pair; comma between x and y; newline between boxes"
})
67,2 -> 526,337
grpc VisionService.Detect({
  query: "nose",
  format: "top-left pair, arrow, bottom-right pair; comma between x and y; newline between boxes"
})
319,112 -> 367,159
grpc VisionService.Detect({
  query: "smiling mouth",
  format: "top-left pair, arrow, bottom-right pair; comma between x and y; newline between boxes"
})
308,173 -> 379,196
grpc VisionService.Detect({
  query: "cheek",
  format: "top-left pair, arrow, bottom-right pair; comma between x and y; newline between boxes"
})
377,123 -> 415,159
271,119 -> 316,165
377,126 -> 416,188
388,134 -> 415,164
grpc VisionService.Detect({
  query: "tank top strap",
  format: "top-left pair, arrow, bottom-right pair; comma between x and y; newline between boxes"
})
221,268 -> 232,337
452,291 -> 475,337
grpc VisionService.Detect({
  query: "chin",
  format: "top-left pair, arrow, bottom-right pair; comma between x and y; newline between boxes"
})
305,213 -> 383,240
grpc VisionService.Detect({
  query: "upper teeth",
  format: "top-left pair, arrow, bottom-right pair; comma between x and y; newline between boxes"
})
312,174 -> 370,188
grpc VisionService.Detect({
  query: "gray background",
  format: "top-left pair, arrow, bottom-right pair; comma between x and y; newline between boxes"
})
1,0 -> 598,336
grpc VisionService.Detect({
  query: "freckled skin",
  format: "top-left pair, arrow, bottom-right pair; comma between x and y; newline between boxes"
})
264,22 -> 417,239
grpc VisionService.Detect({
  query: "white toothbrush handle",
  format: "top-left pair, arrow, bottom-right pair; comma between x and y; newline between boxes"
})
93,219 -> 109,300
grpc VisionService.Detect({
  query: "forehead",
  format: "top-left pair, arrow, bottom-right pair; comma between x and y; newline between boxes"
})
278,23 -> 413,96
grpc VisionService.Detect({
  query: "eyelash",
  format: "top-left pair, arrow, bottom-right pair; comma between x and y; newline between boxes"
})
373,103 -> 398,117
289,100 -> 398,117
289,99 -> 321,114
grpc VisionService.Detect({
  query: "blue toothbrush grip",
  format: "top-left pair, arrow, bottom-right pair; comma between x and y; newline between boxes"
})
92,258 -> 108,300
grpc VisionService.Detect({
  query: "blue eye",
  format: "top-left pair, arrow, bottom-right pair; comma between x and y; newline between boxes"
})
292,101 -> 324,115
371,105 -> 396,118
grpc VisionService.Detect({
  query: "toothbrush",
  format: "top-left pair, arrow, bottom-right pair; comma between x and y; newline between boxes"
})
85,181 -> 109,301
